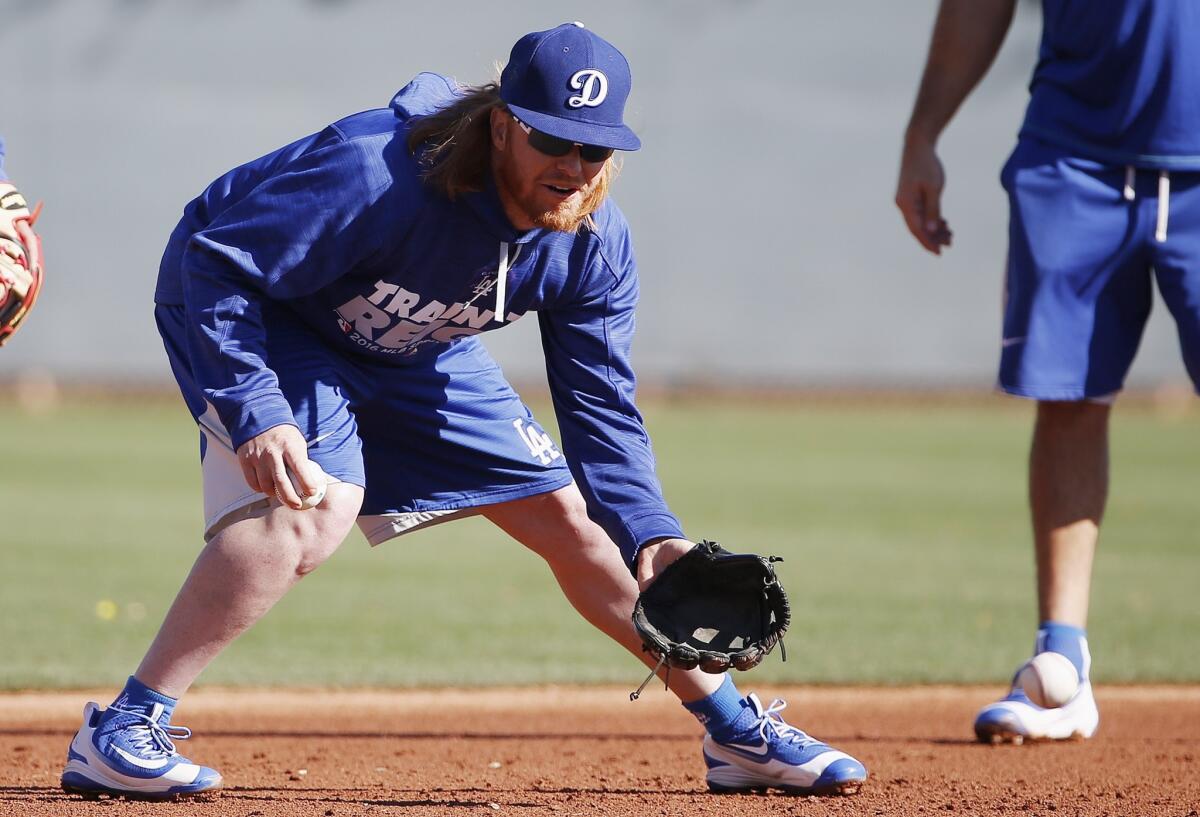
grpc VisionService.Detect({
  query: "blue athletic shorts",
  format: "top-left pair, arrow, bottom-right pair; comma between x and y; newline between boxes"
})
155,303 -> 572,543
999,137 -> 1200,399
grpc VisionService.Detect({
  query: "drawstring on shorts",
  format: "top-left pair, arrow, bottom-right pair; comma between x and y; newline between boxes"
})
1122,165 -> 1171,243
1156,170 -> 1170,243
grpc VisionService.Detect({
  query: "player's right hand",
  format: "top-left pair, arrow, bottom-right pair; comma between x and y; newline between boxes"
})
236,424 -> 326,510
895,137 -> 953,255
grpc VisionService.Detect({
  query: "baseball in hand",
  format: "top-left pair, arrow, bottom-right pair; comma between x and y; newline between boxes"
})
1016,652 -> 1079,709
281,462 -> 329,510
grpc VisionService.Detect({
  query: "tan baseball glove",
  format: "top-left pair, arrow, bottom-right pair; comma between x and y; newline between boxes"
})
0,182 -> 43,346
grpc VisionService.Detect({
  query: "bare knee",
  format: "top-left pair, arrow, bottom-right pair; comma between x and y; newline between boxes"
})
290,485 -> 363,575
487,487 -> 613,563
292,531 -> 339,576
208,484 -> 363,578
1036,400 -> 1111,434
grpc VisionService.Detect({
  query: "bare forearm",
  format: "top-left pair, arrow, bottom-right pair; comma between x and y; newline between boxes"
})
905,0 -> 1018,147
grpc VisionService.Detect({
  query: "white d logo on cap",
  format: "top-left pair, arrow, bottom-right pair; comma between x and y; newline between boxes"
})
568,69 -> 608,108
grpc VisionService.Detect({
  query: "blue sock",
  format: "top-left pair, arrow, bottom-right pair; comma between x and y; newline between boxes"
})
1036,621 -> 1088,680
106,675 -> 178,727
682,676 -> 757,742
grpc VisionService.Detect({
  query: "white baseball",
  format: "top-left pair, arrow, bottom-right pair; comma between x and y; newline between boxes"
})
281,462 -> 329,511
1016,652 -> 1079,709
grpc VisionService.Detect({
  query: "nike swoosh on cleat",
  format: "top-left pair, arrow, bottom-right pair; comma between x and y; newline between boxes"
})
720,741 -> 771,757
111,746 -> 171,770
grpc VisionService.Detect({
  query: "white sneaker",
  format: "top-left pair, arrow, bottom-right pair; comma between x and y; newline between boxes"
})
974,668 -> 1099,744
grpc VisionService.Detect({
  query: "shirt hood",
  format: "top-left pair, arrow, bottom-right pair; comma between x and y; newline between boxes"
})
389,72 -> 463,123
392,72 -> 540,244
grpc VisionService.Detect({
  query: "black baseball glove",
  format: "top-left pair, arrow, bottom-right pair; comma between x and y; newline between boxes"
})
631,540 -> 790,698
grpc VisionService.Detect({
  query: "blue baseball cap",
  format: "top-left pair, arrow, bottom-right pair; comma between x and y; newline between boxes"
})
500,22 -> 641,152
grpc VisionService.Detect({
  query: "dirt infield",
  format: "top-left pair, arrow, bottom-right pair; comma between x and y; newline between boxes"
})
1,686 -> 1197,817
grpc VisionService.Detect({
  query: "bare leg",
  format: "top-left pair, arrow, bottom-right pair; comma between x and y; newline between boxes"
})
482,485 -> 724,703
1029,401 -> 1110,627
135,484 -> 364,697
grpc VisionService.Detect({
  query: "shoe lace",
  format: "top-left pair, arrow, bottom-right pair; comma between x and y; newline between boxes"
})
756,698 -> 817,747
106,705 -> 193,758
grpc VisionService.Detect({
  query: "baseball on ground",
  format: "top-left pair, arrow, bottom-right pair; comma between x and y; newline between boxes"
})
1016,651 -> 1079,709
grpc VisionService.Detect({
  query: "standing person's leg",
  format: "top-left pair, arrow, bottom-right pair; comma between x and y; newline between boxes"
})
484,486 -> 868,796
975,402 -> 1111,745
1030,400 -> 1110,629
977,142 -> 1156,742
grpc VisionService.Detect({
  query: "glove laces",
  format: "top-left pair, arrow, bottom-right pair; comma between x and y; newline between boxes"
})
106,705 -> 193,758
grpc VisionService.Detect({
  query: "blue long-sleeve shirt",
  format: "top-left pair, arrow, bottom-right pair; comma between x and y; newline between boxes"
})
155,72 -> 683,565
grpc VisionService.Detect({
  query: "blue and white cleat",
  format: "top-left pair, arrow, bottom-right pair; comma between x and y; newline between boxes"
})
61,701 -> 223,799
974,678 -> 1099,744
702,694 -> 867,796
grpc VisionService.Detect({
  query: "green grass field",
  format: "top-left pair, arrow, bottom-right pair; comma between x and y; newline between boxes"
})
2,394 -> 1197,689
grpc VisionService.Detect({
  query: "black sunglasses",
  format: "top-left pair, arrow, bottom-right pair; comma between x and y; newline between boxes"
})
511,115 -> 614,163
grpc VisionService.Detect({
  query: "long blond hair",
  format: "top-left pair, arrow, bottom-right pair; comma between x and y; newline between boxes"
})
406,82 -> 615,231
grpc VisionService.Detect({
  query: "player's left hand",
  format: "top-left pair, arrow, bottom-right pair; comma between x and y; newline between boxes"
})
632,539 -> 791,677
635,537 -> 695,592
0,182 -> 44,347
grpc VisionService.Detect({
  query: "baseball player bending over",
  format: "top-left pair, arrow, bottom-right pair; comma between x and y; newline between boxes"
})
61,24 -> 867,799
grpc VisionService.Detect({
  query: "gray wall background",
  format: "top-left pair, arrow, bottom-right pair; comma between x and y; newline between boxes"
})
0,0 -> 1190,389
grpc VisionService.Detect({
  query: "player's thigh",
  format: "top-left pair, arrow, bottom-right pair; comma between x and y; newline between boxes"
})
155,303 -> 366,540
1150,170 -> 1200,391
999,139 -> 1153,400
